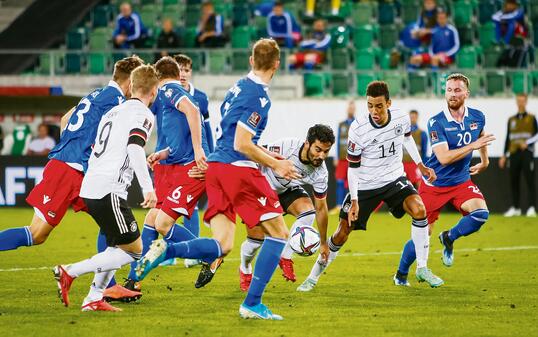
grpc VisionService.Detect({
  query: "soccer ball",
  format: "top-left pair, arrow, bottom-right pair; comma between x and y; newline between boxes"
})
289,225 -> 321,257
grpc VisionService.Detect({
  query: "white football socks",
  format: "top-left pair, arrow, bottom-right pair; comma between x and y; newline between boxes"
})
307,237 -> 341,282
239,238 -> 263,274
411,218 -> 430,269
66,247 -> 137,277
281,210 -> 316,260
83,270 -> 116,305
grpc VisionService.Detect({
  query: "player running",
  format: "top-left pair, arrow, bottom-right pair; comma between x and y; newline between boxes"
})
193,124 -> 335,289
0,56 -> 143,252
394,73 -> 495,284
297,81 -> 443,292
136,38 -> 299,320
53,65 -> 158,312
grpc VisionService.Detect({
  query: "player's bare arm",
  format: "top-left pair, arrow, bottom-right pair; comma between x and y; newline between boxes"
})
147,148 -> 170,169
60,106 -> 75,132
178,98 -> 208,170
258,144 -> 285,160
470,132 -> 490,176
234,126 -> 300,180
314,196 -> 329,262
433,133 -> 496,166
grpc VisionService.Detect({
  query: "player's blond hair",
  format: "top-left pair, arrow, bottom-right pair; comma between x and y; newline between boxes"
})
252,38 -> 280,71
113,55 -> 144,83
447,73 -> 470,89
130,65 -> 158,96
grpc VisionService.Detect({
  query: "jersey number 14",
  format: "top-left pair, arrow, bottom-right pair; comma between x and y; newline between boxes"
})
379,142 -> 396,158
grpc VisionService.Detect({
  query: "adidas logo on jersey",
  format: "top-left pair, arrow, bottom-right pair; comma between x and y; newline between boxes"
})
259,97 -> 269,108
258,197 -> 267,206
371,139 -> 378,144
43,195 -> 51,205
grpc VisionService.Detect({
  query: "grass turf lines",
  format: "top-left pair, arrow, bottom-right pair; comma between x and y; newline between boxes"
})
0,208 -> 537,337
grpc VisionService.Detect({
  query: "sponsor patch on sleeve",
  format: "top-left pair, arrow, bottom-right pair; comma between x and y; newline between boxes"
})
430,130 -> 438,142
269,145 -> 281,153
143,118 -> 153,132
247,112 -> 261,128
470,122 -> 478,130
347,141 -> 356,152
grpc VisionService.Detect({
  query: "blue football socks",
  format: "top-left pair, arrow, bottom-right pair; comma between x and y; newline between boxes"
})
0,227 -> 32,251
128,224 -> 158,280
183,207 -> 200,238
164,237 -> 222,263
397,239 -> 416,275
448,209 -> 489,242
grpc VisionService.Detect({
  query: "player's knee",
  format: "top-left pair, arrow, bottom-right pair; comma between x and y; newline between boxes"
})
31,232 -> 48,245
155,221 -> 173,236
470,209 -> 489,231
410,202 -> 427,220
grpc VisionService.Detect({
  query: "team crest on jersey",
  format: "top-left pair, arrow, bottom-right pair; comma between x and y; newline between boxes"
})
269,145 -> 281,153
470,122 -> 478,130
247,112 -> 261,128
143,118 -> 152,131
130,221 -> 137,232
395,124 -> 404,135
165,88 -> 173,98
430,131 -> 439,142
348,141 -> 356,152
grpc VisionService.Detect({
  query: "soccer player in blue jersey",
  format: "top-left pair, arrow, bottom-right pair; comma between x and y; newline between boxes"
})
0,56 -> 143,252
136,39 -> 299,320
394,73 -> 496,286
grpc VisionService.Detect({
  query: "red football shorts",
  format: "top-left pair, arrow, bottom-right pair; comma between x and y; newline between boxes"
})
294,52 -> 323,67
419,179 -> 485,225
420,52 -> 454,65
26,159 -> 87,226
403,161 -> 422,185
160,162 -> 205,220
153,163 -> 175,208
334,159 -> 348,188
203,162 -> 283,228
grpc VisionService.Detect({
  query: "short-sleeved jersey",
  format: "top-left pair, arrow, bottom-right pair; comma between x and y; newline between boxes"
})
80,99 -> 155,200
49,81 -> 124,172
261,138 -> 329,197
158,80 -> 210,165
188,82 -> 214,153
425,107 -> 486,187
347,108 -> 411,191
208,72 -> 271,167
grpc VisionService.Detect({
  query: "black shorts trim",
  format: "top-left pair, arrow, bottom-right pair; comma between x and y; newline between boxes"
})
278,186 -> 311,211
84,193 -> 140,246
340,176 -> 418,230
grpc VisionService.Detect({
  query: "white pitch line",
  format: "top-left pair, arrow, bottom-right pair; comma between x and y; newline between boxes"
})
1,245 -> 537,273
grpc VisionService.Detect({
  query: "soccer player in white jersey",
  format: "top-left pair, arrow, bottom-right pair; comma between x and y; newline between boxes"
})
52,65 -> 159,312
297,81 -> 444,292
193,124 -> 335,289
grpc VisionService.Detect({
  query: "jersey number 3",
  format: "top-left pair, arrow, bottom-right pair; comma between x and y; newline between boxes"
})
67,98 -> 91,132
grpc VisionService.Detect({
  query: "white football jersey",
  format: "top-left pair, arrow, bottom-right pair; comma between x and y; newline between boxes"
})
347,108 -> 411,191
80,99 -> 154,200
262,138 -> 329,197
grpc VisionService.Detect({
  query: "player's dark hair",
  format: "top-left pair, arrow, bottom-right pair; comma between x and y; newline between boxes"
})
446,73 -> 470,89
409,109 -> 419,115
366,81 -> 390,101
173,54 -> 193,69
113,55 -> 144,83
252,38 -> 280,71
307,124 -> 335,145
155,56 -> 180,80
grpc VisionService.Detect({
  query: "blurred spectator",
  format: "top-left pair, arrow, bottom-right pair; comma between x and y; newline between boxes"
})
288,19 -> 331,70
305,0 -> 341,17
403,110 -> 429,188
333,100 -> 355,212
27,124 -> 56,156
113,2 -> 148,49
254,1 -> 275,17
408,8 -> 459,70
492,0 -> 529,67
267,2 -> 301,48
156,19 -> 181,61
196,2 -> 227,48
1,124 -> 31,156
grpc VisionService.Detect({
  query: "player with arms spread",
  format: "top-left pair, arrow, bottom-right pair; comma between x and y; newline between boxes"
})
193,124 -> 334,289
297,81 -> 443,292
0,56 -> 143,252
136,38 -> 299,320
395,73 -> 495,282
52,65 -> 159,312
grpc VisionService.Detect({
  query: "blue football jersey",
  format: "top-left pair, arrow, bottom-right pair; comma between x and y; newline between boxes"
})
188,83 -> 214,153
159,80 -> 210,165
209,72 -> 271,165
150,93 -> 167,154
425,107 -> 486,187
48,81 -> 124,172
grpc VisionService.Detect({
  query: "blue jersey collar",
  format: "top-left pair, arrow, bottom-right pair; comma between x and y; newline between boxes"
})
443,106 -> 468,123
247,71 -> 269,87
108,80 -> 125,97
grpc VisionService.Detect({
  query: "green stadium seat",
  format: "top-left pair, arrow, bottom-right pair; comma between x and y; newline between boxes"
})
304,73 -> 325,97
37,53 -> 51,75
356,72 -> 376,96
232,3 -> 250,27
408,71 -> 428,95
486,71 -> 506,95
431,71 -> 448,95
478,0 -> 499,24
483,46 -> 502,68
352,24 -> 375,50
378,25 -> 398,50
530,3 -> 538,21
330,26 -> 350,48
332,74 -> 351,97
163,0 -> 180,5
140,5 -> 159,29
255,15 -> 268,39
378,48 -> 395,69
89,30 -> 109,50
478,22 -> 497,49
511,71 -> 533,94
456,46 -> 478,69
231,26 -> 251,48
92,5 -> 112,28
352,2 -> 374,26
88,53 -> 109,74
184,27 -> 198,48
457,24 -> 475,46
330,49 -> 349,70
454,1 -> 473,27
65,53 -> 82,74
162,4 -> 182,22
185,5 -> 201,28
209,51 -> 227,73
382,72 -> 403,96
231,51 -> 250,72
355,48 -> 376,70
466,71 -> 483,95
377,2 -> 395,25
66,29 -> 85,49
185,51 -> 202,71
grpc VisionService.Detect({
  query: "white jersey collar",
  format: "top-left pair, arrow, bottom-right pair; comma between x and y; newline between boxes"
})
443,106 -> 468,123
187,82 -> 195,96
247,71 -> 269,87
108,80 -> 124,97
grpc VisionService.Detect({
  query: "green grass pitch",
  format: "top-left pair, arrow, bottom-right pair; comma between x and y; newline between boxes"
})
0,208 -> 537,337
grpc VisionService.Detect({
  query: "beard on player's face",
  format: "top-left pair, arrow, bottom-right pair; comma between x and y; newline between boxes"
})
447,96 -> 464,110
306,144 -> 326,167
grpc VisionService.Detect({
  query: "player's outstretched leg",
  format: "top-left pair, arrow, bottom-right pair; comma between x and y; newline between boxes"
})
440,208 -> 489,267
195,258 -> 224,288
239,237 -> 264,291
0,215 -> 52,251
297,217 -> 350,292
280,210 -> 316,282
394,239 -> 415,286
184,206 -> 202,268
